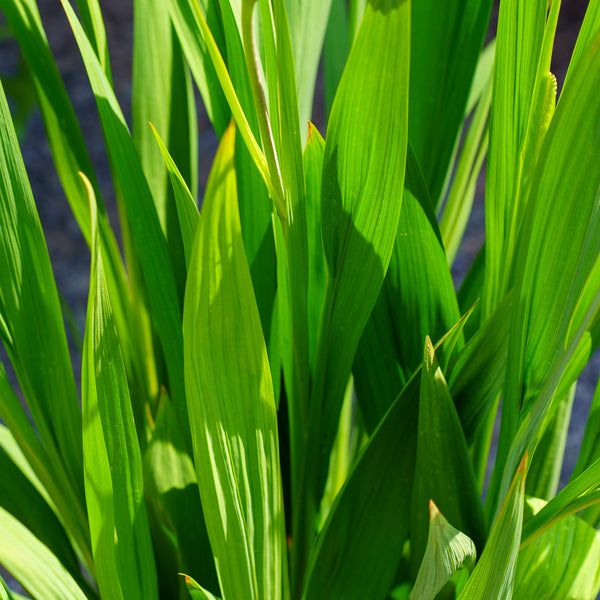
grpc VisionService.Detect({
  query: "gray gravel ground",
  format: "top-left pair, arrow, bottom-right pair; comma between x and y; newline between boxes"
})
0,0 -> 597,596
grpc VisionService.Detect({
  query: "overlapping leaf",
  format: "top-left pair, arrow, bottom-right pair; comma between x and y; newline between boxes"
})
354,147 -> 461,433
304,318 -> 471,600
410,338 -> 485,576
0,506 -> 87,600
60,0 -> 189,441
458,457 -> 527,599
515,498 -> 600,599
0,78 -> 89,555
409,0 -> 492,204
490,25 -> 600,512
309,0 -> 411,497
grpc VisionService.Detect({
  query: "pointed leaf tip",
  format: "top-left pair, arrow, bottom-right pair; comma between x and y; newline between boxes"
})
424,336 -> 435,370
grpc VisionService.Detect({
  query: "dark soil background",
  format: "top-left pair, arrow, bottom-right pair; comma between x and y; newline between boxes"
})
0,0 -> 596,595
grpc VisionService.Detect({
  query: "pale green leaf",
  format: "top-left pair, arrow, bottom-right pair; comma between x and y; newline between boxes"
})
285,0 -> 333,139
0,506 -> 87,600
515,498 -> 600,599
183,125 -> 286,600
410,501 -> 476,600
82,175 -> 158,600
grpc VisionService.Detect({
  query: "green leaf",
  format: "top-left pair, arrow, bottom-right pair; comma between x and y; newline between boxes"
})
410,338 -> 485,576
143,394 -> 219,596
490,25 -> 600,514
166,0 -> 229,135
410,501 -> 476,600
448,290 -> 513,444
323,0 -> 349,119
354,145 -> 462,433
304,373 -> 420,600
0,77 -> 89,556
285,0 -> 333,139
72,0 -> 111,76
409,0 -> 492,204
515,498 -> 600,599
304,316 -> 470,600
0,506 -> 87,600
132,0 -> 172,210
458,456 -> 527,599
0,363 -> 87,558
304,123 -> 327,367
60,0 -> 190,444
482,0 -> 559,316
310,0 -> 411,496
82,174 -> 158,600
521,456 -> 600,545
0,431 -> 81,588
183,574 -> 222,600
169,0 -> 278,201
150,123 -> 199,268
0,575 -> 13,600
0,0 -> 156,430
183,125 -> 287,600
295,2 -> 411,590
525,385 -> 574,501
0,0 -> 103,244
133,0 -> 189,303
215,0 -> 279,402
440,62 -> 492,265
272,0 -> 312,497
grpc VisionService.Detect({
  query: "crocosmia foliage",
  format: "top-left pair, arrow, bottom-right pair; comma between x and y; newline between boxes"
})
1,0 -> 600,598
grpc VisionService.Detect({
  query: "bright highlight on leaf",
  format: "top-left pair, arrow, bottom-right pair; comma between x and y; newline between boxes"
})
183,123 -> 287,600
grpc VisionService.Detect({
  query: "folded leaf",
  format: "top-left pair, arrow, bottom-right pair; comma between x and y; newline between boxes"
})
410,501 -> 476,600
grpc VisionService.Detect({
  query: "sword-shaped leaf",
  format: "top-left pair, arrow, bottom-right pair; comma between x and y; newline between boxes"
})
310,0 -> 411,502
60,0 -> 189,443
458,456 -> 527,599
82,176 -> 158,600
410,338 -> 485,576
183,125 -> 286,600
0,506 -> 86,600
0,77 -> 87,550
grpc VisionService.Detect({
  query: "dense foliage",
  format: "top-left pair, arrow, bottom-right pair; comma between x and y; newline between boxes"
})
1,0 -> 600,598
